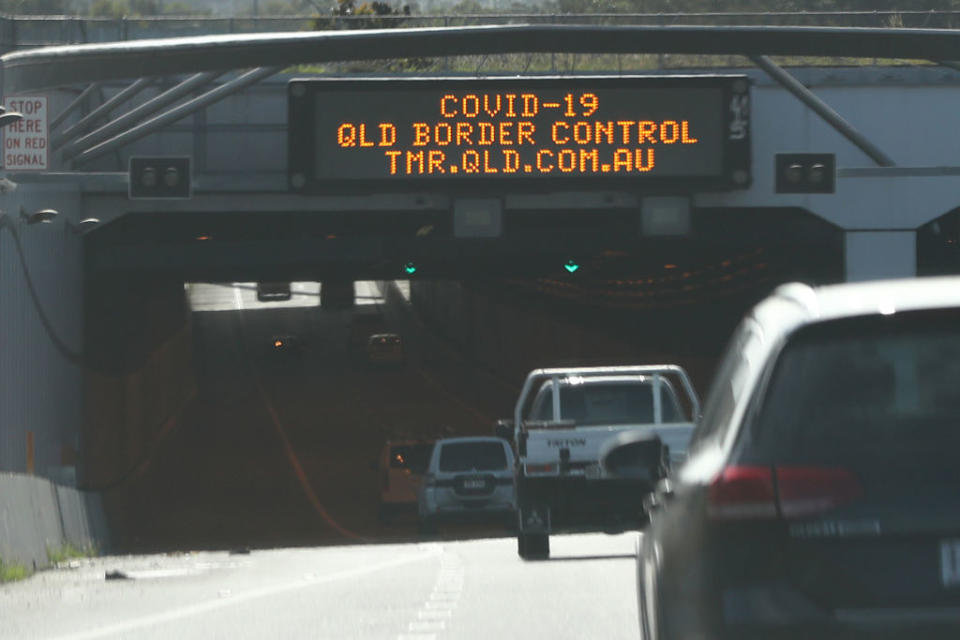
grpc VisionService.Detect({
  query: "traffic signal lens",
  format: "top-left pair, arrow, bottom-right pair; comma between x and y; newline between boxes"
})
140,167 -> 157,188
785,164 -> 804,184
808,163 -> 826,184
163,167 -> 181,188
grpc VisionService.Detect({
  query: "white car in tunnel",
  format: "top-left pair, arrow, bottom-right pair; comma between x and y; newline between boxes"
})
418,437 -> 516,534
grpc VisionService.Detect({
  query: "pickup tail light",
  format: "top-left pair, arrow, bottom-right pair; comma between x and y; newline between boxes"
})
525,463 -> 555,474
708,465 -> 862,521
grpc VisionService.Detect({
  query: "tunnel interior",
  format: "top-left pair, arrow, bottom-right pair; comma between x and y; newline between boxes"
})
82,205 -> 843,551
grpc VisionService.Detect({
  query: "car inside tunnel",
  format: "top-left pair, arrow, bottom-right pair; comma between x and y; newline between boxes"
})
79,205 -> 843,552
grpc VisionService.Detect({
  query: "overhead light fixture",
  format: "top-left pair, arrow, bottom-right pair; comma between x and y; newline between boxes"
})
0,106 -> 23,129
66,217 -> 100,235
453,198 -> 502,238
640,197 -> 692,237
20,207 -> 59,225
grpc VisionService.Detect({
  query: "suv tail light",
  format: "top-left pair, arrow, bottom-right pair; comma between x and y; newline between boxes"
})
708,465 -> 863,521
776,466 -> 863,518
707,466 -> 777,520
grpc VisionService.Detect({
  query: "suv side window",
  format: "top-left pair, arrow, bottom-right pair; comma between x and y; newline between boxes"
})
688,321 -> 762,452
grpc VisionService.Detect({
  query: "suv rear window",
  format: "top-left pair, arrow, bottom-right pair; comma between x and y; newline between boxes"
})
389,444 -> 433,474
438,442 -> 508,472
750,309 -> 960,469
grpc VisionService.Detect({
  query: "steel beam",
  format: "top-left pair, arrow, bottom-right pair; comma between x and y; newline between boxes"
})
5,25 -> 960,93
48,82 -> 99,131
52,77 -> 152,150
749,54 -> 895,167
72,66 -> 279,165
61,71 -> 221,161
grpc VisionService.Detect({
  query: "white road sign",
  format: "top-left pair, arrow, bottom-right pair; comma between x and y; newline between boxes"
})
4,96 -> 48,171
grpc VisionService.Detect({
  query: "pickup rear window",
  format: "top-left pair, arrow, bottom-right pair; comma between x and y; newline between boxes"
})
530,382 -> 683,425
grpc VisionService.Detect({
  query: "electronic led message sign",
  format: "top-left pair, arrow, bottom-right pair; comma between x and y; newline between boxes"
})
288,76 -> 750,193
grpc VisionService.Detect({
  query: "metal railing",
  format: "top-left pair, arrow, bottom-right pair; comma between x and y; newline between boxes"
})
1,10 -> 960,53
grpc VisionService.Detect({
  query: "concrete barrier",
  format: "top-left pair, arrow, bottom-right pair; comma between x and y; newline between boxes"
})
0,472 -> 108,571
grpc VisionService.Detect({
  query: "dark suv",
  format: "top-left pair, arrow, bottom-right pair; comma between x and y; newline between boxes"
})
638,278 -> 960,640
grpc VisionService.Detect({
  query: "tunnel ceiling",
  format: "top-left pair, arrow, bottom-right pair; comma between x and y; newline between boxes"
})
84,207 -> 843,286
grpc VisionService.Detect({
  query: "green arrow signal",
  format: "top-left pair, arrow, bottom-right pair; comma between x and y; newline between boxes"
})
564,260 -> 580,273
404,262 -> 417,275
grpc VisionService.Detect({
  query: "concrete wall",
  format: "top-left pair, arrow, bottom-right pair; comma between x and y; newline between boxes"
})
0,182 -> 196,491
82,280 -> 197,489
0,183 -> 85,483
0,472 -> 109,571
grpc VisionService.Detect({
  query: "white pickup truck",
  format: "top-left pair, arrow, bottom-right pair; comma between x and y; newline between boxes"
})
503,365 -> 700,560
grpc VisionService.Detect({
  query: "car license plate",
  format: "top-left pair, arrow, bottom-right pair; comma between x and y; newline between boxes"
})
463,478 -> 486,490
584,463 -> 603,480
941,539 -> 960,587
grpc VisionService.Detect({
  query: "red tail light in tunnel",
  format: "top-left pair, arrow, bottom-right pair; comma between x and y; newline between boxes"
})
708,465 -> 863,521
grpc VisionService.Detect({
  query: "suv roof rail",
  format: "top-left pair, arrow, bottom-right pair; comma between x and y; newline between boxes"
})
771,282 -> 821,316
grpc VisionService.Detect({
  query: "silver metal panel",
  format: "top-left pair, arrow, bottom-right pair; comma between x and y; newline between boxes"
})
845,231 -> 918,281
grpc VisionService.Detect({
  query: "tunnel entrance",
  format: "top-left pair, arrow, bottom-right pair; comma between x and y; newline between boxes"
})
918,207 -> 960,277
85,206 -> 842,551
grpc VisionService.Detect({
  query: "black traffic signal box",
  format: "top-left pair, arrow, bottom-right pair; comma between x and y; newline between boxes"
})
129,156 -> 192,199
775,153 -> 835,194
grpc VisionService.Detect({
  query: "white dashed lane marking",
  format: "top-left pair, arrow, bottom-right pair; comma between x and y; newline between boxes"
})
398,548 -> 464,640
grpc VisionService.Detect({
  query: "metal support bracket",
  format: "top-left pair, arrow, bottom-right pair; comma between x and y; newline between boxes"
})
52,77 -> 153,150
48,82 -> 99,131
71,67 -> 280,165
61,70 -> 222,161
749,54 -> 895,167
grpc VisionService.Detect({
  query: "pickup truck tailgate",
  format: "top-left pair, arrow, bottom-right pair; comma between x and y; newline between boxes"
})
523,423 -> 695,468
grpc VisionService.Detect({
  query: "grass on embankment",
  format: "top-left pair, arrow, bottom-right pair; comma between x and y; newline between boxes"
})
0,557 -> 29,583
47,543 -> 97,566
0,543 -> 99,583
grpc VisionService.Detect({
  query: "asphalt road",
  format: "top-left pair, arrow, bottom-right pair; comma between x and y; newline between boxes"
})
0,533 -> 640,640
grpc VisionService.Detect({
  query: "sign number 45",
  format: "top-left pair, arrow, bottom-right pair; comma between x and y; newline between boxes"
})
941,540 -> 960,587
728,95 -> 749,141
